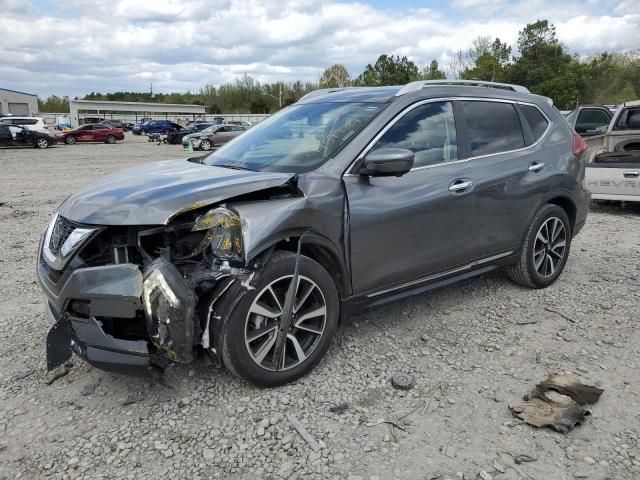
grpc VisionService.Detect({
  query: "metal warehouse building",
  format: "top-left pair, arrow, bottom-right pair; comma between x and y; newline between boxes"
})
0,88 -> 39,116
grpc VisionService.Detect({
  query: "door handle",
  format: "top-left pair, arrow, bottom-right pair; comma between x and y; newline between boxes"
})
624,170 -> 639,178
448,179 -> 473,193
528,162 -> 545,172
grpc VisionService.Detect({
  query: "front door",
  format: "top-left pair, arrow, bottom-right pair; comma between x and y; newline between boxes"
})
345,101 -> 477,295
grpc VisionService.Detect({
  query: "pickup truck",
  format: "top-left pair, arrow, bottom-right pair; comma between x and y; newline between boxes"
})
575,100 -> 640,202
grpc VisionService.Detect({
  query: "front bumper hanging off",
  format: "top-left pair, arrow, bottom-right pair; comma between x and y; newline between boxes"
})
39,256 -> 197,375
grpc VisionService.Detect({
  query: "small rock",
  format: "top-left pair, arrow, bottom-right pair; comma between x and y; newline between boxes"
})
203,448 -> 215,461
583,456 -> 596,465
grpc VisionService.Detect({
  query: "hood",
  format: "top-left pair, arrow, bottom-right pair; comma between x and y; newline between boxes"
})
58,158 -> 294,225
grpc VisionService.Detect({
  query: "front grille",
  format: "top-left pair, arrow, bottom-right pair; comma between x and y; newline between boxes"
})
48,216 -> 76,256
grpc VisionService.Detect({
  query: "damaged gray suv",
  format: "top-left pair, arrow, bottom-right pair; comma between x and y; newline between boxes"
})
37,80 -> 590,386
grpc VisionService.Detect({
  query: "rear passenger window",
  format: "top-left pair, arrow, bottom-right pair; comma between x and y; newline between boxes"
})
460,101 -> 524,156
576,109 -> 610,135
372,101 -> 457,168
520,105 -> 549,141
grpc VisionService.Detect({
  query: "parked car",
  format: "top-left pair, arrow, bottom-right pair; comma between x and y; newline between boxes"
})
132,120 -> 182,135
55,124 -> 125,144
38,80 -> 589,386
581,100 -> 640,202
166,122 -> 213,144
565,105 -> 613,137
0,125 -> 56,149
226,120 -> 252,127
81,117 -> 103,125
99,119 -> 130,132
182,124 -> 247,150
0,116 -> 50,135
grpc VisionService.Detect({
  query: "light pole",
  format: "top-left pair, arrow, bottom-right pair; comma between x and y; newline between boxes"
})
264,84 -> 282,109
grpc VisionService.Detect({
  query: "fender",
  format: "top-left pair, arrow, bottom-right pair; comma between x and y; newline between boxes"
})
245,228 -> 352,299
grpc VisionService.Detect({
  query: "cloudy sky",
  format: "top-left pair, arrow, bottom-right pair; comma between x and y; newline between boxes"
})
1,0 -> 638,97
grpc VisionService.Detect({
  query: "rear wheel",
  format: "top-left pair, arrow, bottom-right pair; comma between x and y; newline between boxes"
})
65,136 -> 76,145
200,139 -> 212,151
508,204 -> 572,289
35,138 -> 49,149
105,135 -> 116,144
211,251 -> 339,386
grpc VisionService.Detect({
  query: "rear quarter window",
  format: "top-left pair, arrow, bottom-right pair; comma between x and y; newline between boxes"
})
520,105 -> 550,141
460,101 -> 525,157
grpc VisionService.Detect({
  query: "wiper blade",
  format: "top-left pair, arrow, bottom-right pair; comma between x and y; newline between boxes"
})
214,164 -> 257,172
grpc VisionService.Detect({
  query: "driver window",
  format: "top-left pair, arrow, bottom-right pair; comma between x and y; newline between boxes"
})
372,102 -> 458,168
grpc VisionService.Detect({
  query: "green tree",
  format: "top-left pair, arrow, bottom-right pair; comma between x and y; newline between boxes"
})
38,95 -> 70,112
319,64 -> 351,88
462,37 -> 511,82
420,60 -> 446,80
506,20 -> 580,109
356,54 -> 419,86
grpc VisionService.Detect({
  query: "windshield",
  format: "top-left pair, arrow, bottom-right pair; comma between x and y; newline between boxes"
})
565,109 -> 577,123
203,102 -> 384,173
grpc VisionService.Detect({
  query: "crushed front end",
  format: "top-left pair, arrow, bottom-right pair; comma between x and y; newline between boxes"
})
36,206 -> 251,375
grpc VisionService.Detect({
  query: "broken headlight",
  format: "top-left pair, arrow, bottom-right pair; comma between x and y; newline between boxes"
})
142,258 -> 196,363
192,207 -> 243,261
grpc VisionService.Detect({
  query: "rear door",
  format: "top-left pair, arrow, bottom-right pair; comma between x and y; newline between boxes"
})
91,124 -> 109,141
458,100 -> 553,257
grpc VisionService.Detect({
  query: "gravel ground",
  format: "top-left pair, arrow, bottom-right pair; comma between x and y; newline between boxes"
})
0,135 -> 639,480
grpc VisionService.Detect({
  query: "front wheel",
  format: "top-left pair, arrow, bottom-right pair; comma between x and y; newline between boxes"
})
65,136 -> 76,145
507,204 -> 572,289
211,251 -> 339,386
35,138 -> 49,149
199,139 -> 212,151
105,135 -> 116,144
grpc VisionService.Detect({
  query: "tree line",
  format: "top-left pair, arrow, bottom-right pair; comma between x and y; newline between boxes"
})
38,19 -> 640,114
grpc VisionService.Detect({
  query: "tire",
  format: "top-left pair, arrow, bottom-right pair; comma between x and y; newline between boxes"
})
35,138 -> 49,149
105,135 -> 116,144
210,251 -> 339,386
200,139 -> 212,151
507,204 -> 572,289
65,136 -> 76,145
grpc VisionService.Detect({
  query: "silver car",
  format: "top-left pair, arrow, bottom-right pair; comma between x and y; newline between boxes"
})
182,124 -> 248,151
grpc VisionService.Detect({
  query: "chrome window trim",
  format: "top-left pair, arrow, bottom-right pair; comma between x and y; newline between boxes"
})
344,97 -> 552,177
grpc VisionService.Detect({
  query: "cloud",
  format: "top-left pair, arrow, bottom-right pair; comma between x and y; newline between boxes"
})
0,0 -> 637,97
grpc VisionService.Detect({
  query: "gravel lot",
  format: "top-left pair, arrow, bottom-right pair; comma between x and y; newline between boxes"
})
0,134 -> 639,480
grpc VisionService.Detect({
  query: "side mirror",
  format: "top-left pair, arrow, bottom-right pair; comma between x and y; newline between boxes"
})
359,148 -> 415,177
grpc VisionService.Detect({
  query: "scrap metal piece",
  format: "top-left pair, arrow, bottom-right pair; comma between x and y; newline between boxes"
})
286,414 -> 321,452
46,314 -> 72,371
510,374 -> 604,433
391,373 -> 415,390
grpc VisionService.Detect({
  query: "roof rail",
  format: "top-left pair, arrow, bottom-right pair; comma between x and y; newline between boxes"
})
299,87 -> 351,101
395,80 -> 530,96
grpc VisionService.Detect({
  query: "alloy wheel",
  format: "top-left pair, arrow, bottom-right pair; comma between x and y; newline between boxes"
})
533,216 -> 567,278
36,138 -> 49,149
245,275 -> 327,371
200,139 -> 212,151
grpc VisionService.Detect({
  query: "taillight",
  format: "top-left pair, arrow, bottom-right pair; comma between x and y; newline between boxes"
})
572,133 -> 587,156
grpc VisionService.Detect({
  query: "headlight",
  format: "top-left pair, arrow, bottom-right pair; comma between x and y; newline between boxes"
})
142,258 -> 196,363
192,207 -> 243,261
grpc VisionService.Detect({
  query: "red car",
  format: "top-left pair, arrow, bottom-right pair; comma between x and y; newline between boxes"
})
55,124 -> 125,145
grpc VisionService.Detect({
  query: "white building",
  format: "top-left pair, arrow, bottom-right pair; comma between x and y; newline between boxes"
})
0,88 -> 39,116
